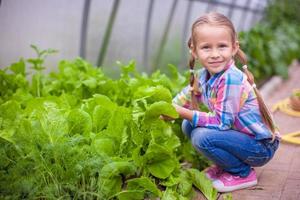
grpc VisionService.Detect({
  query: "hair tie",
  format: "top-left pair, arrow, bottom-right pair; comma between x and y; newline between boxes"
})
189,69 -> 195,73
252,83 -> 256,89
242,65 -> 248,70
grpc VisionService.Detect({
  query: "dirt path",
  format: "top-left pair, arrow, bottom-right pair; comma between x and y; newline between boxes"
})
229,62 -> 300,200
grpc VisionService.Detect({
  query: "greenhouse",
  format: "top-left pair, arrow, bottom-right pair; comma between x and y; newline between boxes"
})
1,0 -> 300,199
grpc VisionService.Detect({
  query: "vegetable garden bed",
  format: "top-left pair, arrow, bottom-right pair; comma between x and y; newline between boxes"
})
0,47 -> 217,200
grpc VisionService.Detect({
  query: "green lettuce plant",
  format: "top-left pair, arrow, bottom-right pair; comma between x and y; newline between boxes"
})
0,47 -> 215,200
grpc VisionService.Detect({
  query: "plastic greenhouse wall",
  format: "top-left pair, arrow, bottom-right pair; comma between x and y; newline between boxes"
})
0,0 -> 268,74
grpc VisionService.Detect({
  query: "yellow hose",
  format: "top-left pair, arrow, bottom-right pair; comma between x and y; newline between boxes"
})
272,98 -> 300,117
281,131 -> 300,145
272,98 -> 300,144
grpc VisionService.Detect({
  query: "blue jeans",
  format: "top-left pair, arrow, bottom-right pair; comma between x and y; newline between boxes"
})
182,120 -> 279,177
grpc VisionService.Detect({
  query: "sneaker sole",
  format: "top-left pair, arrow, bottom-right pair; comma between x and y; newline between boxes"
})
213,179 -> 258,193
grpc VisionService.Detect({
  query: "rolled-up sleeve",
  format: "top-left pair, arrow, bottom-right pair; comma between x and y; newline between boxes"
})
172,85 -> 193,109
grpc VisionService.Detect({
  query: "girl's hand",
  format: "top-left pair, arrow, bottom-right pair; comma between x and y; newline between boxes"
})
172,103 -> 193,121
159,115 -> 175,121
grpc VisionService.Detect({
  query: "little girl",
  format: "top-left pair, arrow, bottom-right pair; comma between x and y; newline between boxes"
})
172,12 -> 280,192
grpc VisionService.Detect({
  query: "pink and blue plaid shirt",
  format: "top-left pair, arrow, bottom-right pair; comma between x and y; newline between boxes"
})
173,62 -> 276,140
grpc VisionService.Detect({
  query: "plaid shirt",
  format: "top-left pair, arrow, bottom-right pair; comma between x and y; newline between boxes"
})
173,62 -> 277,140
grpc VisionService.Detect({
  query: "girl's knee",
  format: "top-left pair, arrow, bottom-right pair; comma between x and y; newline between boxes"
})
181,119 -> 193,139
191,128 -> 216,150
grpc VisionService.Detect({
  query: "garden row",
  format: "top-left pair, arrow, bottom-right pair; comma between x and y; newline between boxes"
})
239,0 -> 300,85
0,47 -> 216,200
239,22 -> 300,85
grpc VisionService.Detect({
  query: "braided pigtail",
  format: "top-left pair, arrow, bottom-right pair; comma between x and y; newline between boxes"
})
237,49 -> 277,141
188,38 -> 201,110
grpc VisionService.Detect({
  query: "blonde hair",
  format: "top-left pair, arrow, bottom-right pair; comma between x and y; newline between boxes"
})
188,12 -> 276,140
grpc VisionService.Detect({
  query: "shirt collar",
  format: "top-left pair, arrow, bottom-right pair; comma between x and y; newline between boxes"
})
199,60 -> 235,88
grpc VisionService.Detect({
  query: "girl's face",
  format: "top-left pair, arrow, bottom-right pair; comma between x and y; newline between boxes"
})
191,24 -> 239,74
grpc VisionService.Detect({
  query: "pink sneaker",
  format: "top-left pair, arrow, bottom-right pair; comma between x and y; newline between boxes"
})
204,165 -> 223,181
213,169 -> 257,192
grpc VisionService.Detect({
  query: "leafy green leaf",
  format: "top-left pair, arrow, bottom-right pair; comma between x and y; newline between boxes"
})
127,176 -> 162,197
10,59 -> 26,75
0,100 -> 21,143
187,169 -> 218,200
92,137 -> 116,156
177,170 -> 193,196
0,129 -> 15,144
106,106 -> 131,147
161,187 -> 190,200
114,190 -> 144,200
100,161 -> 137,179
82,77 -> 97,89
223,193 -> 233,200
99,161 -> 137,199
134,85 -> 172,103
67,109 -> 92,135
144,143 -> 177,179
144,101 -> 178,121
99,176 -> 123,199
92,105 -> 111,132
